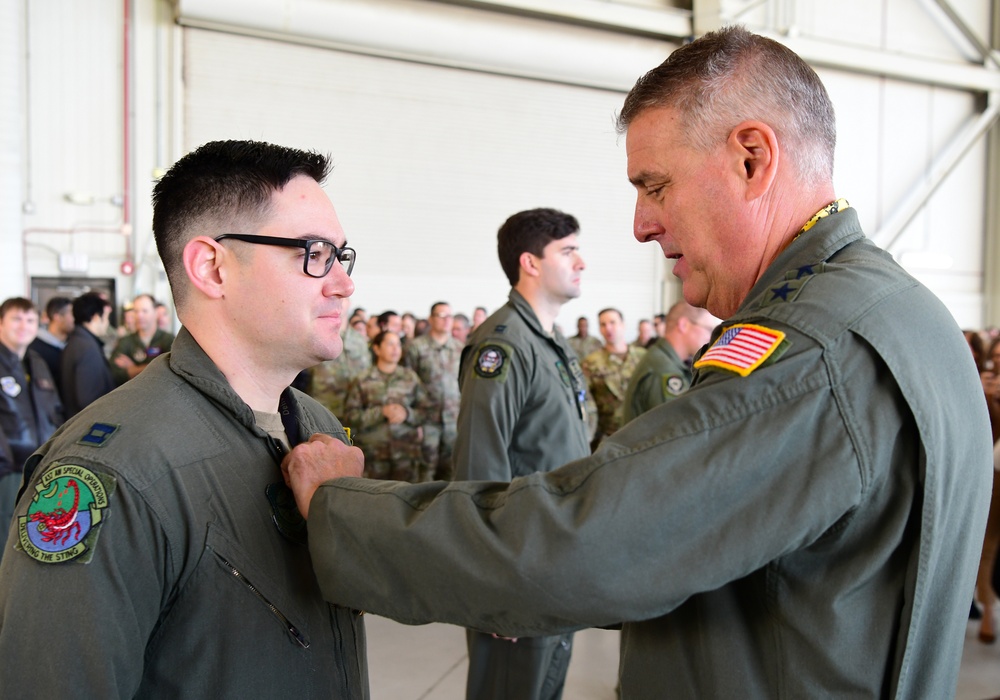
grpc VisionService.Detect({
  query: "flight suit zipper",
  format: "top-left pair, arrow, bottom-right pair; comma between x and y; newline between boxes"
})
217,555 -> 310,649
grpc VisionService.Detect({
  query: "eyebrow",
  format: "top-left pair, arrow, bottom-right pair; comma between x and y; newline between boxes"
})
294,234 -> 349,249
628,170 -> 669,188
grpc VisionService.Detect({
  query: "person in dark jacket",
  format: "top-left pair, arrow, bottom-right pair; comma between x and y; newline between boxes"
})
60,292 -> 115,419
0,297 -> 62,543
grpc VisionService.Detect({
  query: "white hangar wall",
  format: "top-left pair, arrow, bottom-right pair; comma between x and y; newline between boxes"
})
4,0 -> 997,332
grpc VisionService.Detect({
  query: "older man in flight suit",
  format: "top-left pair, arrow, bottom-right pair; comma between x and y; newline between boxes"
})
284,27 -> 992,699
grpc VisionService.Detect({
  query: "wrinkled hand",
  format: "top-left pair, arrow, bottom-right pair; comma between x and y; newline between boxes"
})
281,433 -> 365,519
382,403 -> 407,424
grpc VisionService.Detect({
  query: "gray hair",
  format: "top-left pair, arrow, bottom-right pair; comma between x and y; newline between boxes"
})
616,25 -> 836,181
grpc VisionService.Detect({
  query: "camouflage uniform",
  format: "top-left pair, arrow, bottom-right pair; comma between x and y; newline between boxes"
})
403,334 -> 462,480
567,335 -> 602,361
344,365 -> 431,483
309,327 -> 371,418
581,345 -> 646,448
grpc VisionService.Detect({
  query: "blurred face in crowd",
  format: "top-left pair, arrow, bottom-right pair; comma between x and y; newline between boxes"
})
49,305 -> 75,336
401,315 -> 416,339
156,304 -> 171,331
134,296 -> 158,336
429,304 -> 453,338
598,310 -> 625,347
0,307 -> 39,356
452,317 -> 470,344
374,332 -> 402,368
637,320 -> 654,345
472,307 -> 486,328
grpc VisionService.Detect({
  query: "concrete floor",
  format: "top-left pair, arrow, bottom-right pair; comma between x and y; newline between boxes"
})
365,614 -> 1000,699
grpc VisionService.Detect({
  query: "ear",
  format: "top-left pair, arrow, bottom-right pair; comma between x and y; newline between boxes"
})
518,251 -> 541,280
727,120 -> 779,200
182,236 -> 228,300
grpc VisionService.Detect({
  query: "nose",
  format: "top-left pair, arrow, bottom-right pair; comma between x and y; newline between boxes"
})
633,201 -> 663,243
575,253 -> 585,271
323,262 -> 355,298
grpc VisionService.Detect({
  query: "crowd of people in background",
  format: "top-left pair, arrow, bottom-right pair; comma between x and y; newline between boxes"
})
304,300 -> 716,482
966,327 -> 1000,644
0,292 -> 176,549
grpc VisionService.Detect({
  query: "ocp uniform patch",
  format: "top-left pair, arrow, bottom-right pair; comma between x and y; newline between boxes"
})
17,464 -> 116,564
474,342 -> 513,381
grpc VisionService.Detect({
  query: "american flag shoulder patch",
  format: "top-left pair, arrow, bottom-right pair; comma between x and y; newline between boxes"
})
694,323 -> 786,377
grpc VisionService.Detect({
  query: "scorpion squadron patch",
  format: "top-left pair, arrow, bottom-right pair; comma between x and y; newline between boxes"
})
17,464 -> 114,564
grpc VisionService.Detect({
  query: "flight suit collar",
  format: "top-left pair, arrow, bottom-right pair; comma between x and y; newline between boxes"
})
167,327 -> 304,439
649,337 -> 682,366
508,289 -> 561,342
742,207 -> 865,314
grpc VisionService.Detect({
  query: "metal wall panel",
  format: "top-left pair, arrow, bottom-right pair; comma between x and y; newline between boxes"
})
183,27 -> 665,330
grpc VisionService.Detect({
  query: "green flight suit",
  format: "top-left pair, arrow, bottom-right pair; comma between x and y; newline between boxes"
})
453,289 -> 590,700
303,208 -> 992,698
622,338 -> 691,423
109,329 -> 174,386
0,328 -> 368,698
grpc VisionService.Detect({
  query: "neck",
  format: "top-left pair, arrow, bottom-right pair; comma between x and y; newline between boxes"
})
49,326 -> 70,342
185,319 -> 293,413
515,284 -> 561,334
606,340 -> 627,354
661,332 -> 688,361
430,330 -> 449,344
376,359 -> 397,373
138,327 -> 156,344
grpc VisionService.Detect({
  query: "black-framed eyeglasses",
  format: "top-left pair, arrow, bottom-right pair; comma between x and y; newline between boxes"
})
214,234 -> 356,278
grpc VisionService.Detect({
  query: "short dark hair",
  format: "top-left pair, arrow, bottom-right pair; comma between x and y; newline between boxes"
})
616,25 -> 836,181
0,297 -> 36,320
598,308 -> 623,321
45,296 -> 73,319
430,301 -> 450,316
151,140 -> 331,309
497,208 -> 579,287
72,292 -> 110,326
377,311 -> 399,330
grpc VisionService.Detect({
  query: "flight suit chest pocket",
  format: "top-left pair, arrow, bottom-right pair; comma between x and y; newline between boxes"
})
204,523 -> 311,648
